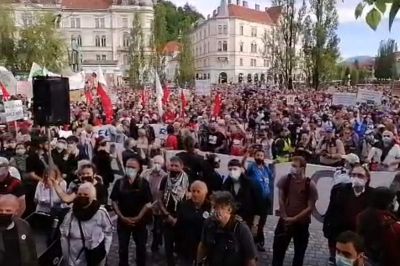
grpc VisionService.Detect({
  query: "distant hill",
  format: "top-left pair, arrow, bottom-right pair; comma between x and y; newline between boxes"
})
344,56 -> 375,65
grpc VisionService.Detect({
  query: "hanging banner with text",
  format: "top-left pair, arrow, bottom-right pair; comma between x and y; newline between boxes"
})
332,92 -> 357,106
357,89 -> 383,105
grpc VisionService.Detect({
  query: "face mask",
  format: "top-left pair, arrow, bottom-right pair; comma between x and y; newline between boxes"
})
351,177 -> 366,196
81,175 -> 94,183
336,254 -> 355,266
126,168 -> 138,180
255,158 -> 264,165
16,149 -> 26,155
73,196 -> 90,209
229,169 -> 241,181
153,164 -> 161,171
383,137 -> 392,144
0,213 -> 13,228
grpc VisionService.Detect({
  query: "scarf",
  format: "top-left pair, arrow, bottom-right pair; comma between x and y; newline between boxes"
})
163,172 -> 189,212
72,200 -> 101,221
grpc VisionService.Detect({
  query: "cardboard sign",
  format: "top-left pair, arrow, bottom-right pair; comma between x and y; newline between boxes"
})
357,89 -> 382,105
2,100 -> 24,122
332,93 -> 357,106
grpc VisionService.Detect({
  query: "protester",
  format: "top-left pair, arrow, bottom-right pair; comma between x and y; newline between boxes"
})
176,136 -> 205,183
175,181 -> 211,266
92,137 -> 114,195
335,231 -> 372,266
367,130 -> 400,171
0,194 -> 38,266
9,142 -> 28,180
272,156 -> 318,266
111,157 -> 152,266
60,183 -> 113,266
357,187 -> 400,265
197,191 -> 257,266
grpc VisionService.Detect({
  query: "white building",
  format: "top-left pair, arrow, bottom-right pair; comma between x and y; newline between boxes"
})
12,0 -> 154,82
190,0 -> 282,84
162,41 -> 181,83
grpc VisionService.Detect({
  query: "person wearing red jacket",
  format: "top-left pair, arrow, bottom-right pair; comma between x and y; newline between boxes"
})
357,187 -> 400,266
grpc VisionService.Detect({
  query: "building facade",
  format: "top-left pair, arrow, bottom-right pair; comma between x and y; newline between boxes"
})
12,0 -> 154,80
190,0 -> 283,84
162,41 -> 181,83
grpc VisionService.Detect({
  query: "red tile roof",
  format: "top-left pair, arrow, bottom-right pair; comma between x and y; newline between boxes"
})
228,4 -> 280,25
266,6 -> 282,24
163,41 -> 182,55
62,0 -> 113,10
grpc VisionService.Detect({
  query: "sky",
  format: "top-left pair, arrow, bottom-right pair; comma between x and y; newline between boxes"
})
169,0 -> 400,59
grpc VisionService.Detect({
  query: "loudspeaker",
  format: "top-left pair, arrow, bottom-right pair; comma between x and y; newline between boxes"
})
33,76 -> 70,126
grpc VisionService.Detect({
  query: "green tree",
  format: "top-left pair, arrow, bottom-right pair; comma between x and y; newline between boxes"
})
344,66 -> 351,85
350,68 -> 359,85
355,0 -> 399,31
177,22 -> 194,86
0,2 -> 17,68
16,12 -> 67,72
375,39 -> 397,80
271,0 -> 307,89
303,0 -> 340,90
128,13 -> 145,88
154,3 -> 168,78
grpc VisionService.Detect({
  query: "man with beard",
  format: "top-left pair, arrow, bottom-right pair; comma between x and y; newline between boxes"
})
159,156 -> 189,266
0,194 -> 37,266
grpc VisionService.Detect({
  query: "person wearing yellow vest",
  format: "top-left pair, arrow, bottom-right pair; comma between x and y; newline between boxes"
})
273,128 -> 295,163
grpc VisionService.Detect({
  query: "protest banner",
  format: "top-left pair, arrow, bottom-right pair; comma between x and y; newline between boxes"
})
68,71 -> 85,90
332,92 -> 357,106
286,95 -> 296,105
165,150 -> 397,223
357,89 -> 383,105
195,80 -> 211,96
1,100 -> 24,123
16,81 -> 33,98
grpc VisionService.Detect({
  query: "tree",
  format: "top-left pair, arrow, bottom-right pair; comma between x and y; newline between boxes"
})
128,13 -> 146,88
177,21 -> 195,87
375,39 -> 397,80
271,0 -> 307,89
303,0 -> 340,90
350,68 -> 359,85
354,0 -> 399,31
0,2 -> 17,69
154,3 -> 168,78
16,12 -> 67,72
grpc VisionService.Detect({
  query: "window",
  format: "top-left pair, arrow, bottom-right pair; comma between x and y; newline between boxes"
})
251,27 -> 257,37
223,25 -> 228,35
96,55 -> 101,61
123,32 -> 129,47
204,59 -> 207,66
123,54 -> 128,65
222,41 -> 227,52
71,17 -> 80,28
218,25 -> 222,34
101,35 -> 107,47
251,42 -> 257,53
77,35 -> 82,46
208,73 -> 210,79
95,17 -> 105,28
204,29 -> 206,37
218,41 -> 222,51
239,42 -> 243,52
240,58 -> 243,66
102,55 -> 106,61
200,46 -> 202,54
240,25 -> 244,35
196,47 -> 198,55
250,59 -> 257,67
200,31 -> 202,39
203,43 -> 207,54
22,13 -> 33,27
264,59 -> 268,67
95,36 -> 101,47
122,17 -> 128,28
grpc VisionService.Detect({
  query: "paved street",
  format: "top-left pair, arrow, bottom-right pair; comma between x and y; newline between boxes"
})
107,216 -> 330,266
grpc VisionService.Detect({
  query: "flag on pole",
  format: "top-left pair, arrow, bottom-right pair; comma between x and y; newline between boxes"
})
155,72 -> 164,116
213,93 -> 222,118
0,82 -> 10,101
96,66 -> 113,124
163,86 -> 171,105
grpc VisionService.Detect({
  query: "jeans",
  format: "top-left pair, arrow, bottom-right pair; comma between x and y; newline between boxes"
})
163,223 -> 177,266
117,223 -> 147,266
151,215 -> 163,251
272,219 -> 310,266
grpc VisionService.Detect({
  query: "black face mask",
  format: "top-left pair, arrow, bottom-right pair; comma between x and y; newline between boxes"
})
0,213 -> 13,229
73,196 -> 90,209
255,159 -> 264,165
81,176 -> 94,183
169,170 -> 180,178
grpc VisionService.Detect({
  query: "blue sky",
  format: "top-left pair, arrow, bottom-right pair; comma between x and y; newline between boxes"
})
170,0 -> 400,59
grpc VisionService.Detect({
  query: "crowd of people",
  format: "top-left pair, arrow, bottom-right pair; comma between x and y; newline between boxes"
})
0,83 -> 400,266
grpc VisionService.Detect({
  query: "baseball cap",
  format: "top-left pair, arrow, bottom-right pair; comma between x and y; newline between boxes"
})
341,153 -> 360,164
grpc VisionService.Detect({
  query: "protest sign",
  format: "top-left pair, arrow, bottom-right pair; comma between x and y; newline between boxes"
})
195,80 -> 211,96
1,100 -> 24,122
357,89 -> 382,105
68,71 -> 85,90
332,92 -> 357,106
16,81 -> 33,98
286,95 -> 296,105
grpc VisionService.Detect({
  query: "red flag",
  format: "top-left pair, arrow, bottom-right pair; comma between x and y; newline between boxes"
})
141,89 -> 149,106
85,90 -> 93,105
0,82 -> 10,101
181,89 -> 187,116
97,83 -> 113,124
163,87 -> 171,104
213,93 -> 222,118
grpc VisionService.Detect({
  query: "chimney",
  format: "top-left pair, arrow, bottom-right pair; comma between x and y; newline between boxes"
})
255,4 -> 260,10
243,1 -> 248,7
236,0 -> 241,5
213,9 -> 217,17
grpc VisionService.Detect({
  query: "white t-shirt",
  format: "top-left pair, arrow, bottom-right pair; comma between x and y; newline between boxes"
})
34,180 -> 67,213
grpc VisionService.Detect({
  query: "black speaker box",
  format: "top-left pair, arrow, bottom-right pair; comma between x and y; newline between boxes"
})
33,76 -> 70,126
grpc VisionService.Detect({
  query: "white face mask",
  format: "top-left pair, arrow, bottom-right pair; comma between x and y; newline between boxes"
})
336,254 -> 355,266
56,143 -> 66,150
351,177 -> 366,197
393,198 -> 399,212
126,168 -> 138,180
153,163 -> 161,171
229,168 -> 241,181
